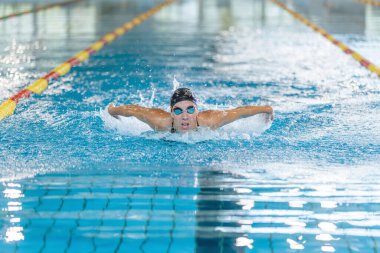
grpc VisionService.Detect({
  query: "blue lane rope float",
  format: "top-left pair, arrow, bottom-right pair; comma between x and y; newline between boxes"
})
0,0 -> 176,122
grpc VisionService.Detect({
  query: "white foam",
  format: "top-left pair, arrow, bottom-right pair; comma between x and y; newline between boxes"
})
142,127 -> 230,144
220,113 -> 272,136
100,106 -> 273,143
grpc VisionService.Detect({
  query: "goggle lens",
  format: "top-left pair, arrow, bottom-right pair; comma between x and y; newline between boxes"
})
173,106 -> 195,115
187,106 -> 195,114
174,108 -> 182,115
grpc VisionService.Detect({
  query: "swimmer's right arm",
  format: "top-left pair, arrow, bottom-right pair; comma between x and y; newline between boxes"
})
108,104 -> 172,131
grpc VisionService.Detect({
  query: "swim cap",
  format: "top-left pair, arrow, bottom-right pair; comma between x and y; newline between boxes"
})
170,88 -> 197,108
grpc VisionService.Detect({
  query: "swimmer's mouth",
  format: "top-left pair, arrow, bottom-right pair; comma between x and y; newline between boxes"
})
181,123 -> 190,127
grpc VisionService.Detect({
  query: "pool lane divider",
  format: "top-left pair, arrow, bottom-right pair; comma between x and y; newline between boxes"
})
357,0 -> 380,7
0,0 -> 176,122
270,0 -> 380,78
0,0 -> 83,21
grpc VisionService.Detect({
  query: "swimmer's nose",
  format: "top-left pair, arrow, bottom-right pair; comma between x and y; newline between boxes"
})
181,112 -> 190,119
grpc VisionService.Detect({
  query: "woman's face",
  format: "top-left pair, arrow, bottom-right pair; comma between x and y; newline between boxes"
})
171,100 -> 199,133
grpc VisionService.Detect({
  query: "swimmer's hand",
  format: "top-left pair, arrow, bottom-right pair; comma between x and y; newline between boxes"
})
108,103 -> 120,119
265,112 -> 274,123
264,107 -> 274,123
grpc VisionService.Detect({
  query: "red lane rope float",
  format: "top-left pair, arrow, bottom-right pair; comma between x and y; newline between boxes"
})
0,0 -> 83,21
0,0 -> 176,122
270,0 -> 380,79
357,0 -> 380,7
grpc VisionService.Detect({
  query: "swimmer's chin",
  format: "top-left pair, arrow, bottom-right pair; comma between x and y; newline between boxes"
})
177,128 -> 191,133
175,126 -> 197,133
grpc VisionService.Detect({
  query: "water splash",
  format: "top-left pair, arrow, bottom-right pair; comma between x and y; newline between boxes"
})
172,76 -> 180,91
149,85 -> 156,107
99,107 -> 151,136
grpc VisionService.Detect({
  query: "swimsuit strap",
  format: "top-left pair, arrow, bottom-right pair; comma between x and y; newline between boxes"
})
171,120 -> 176,133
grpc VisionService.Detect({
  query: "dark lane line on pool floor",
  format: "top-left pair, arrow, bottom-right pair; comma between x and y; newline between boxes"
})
0,0 -> 83,22
270,0 -> 380,79
0,0 -> 176,123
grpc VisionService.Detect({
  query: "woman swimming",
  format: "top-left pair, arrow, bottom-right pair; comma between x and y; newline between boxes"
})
108,88 -> 273,133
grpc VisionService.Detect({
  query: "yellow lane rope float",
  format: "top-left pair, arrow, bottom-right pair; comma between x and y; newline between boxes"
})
0,0 -> 176,122
0,0 -> 83,21
357,0 -> 380,6
270,0 -> 380,78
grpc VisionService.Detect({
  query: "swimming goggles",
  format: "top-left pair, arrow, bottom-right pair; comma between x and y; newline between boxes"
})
173,106 -> 195,115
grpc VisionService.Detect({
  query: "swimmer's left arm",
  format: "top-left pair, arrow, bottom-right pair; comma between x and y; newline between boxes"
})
199,105 -> 273,129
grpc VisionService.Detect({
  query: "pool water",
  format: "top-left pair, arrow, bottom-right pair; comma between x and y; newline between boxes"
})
1,0 -> 380,252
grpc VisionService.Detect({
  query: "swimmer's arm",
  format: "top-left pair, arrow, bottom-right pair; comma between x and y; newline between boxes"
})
108,104 -> 172,131
199,105 -> 273,129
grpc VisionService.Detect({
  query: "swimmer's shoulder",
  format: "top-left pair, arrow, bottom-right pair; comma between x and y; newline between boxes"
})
198,110 -> 224,129
154,109 -> 172,131
139,107 -> 172,131
198,110 -> 215,119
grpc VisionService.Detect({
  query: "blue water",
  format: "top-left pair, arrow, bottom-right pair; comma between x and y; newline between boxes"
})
1,0 -> 380,252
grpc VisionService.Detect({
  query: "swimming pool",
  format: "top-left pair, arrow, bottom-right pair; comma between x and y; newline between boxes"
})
1,0 -> 380,252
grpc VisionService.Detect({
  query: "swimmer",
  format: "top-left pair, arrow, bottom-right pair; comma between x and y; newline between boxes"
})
108,88 -> 273,133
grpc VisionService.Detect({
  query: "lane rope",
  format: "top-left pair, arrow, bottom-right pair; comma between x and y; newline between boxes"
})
270,0 -> 380,78
357,0 -> 380,6
0,0 -> 83,21
0,0 -> 176,122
